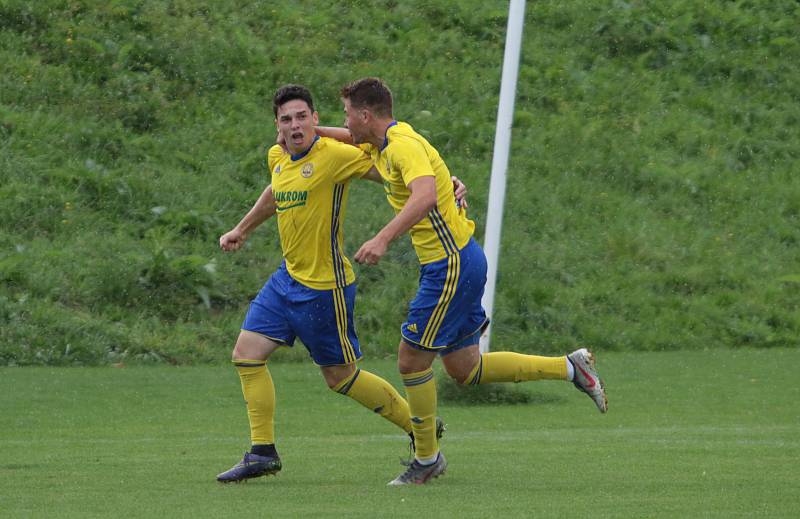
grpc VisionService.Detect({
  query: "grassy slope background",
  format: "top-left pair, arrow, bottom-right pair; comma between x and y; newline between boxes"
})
1,0 -> 798,365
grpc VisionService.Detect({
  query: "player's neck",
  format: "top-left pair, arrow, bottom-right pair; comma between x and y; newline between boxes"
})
372,118 -> 396,149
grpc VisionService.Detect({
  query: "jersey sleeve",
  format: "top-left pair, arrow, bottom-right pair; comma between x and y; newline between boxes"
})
391,138 -> 435,186
329,141 -> 375,182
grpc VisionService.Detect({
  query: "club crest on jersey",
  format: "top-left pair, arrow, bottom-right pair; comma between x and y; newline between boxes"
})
273,165 -> 281,175
301,163 -> 314,178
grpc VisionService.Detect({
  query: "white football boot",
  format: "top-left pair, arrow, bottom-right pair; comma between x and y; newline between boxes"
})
568,348 -> 608,413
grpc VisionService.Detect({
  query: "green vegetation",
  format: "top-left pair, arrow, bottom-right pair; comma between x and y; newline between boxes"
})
1,350 -> 798,517
1,1 -> 798,365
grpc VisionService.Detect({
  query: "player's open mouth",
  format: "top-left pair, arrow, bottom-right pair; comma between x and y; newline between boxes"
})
291,132 -> 304,144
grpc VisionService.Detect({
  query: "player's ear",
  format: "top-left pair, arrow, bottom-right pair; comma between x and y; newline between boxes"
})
312,111 -> 319,125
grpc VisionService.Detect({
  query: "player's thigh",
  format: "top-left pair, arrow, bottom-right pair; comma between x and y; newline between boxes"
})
403,239 -> 488,349
232,330 -> 283,361
238,267 -> 297,356
291,283 -> 361,366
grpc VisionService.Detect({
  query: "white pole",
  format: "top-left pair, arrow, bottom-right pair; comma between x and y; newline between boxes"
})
480,0 -> 526,353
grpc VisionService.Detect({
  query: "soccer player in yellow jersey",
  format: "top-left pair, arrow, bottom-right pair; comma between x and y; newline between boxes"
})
215,85 -> 452,483
332,77 -> 608,485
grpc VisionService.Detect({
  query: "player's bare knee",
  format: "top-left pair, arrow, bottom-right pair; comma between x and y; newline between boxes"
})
397,341 -> 436,374
231,342 -> 246,361
397,355 -> 433,375
441,346 -> 480,385
323,372 -> 346,390
453,372 -> 472,385
232,331 -> 278,362
397,356 -> 415,375
445,364 -> 471,385
321,364 -> 355,389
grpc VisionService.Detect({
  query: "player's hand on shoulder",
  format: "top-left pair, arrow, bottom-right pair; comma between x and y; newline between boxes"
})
276,133 -> 289,154
452,175 -> 469,209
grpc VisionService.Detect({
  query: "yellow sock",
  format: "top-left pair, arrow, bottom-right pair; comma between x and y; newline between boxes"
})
333,369 -> 412,434
401,368 -> 438,460
234,359 -> 275,445
466,352 -> 568,385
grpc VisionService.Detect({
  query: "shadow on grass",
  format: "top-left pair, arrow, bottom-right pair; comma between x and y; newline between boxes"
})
0,464 -> 40,470
438,377 -> 567,406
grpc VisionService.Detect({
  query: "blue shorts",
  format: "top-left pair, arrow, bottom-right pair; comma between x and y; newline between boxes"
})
402,238 -> 489,353
241,262 -> 361,366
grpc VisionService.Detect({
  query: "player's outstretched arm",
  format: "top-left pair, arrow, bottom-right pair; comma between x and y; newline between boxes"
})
362,168 -> 467,211
315,126 -> 353,144
354,176 -> 437,265
316,125 -> 467,206
361,166 -> 382,184
219,184 -> 276,252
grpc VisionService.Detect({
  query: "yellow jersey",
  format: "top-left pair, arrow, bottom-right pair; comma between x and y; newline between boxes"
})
364,121 -> 475,264
267,137 -> 372,290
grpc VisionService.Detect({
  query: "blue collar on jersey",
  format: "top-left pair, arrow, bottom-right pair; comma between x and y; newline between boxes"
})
290,135 -> 320,161
380,121 -> 398,151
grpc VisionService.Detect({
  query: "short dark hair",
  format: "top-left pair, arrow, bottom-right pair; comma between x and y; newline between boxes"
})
340,77 -> 393,118
272,84 -> 314,117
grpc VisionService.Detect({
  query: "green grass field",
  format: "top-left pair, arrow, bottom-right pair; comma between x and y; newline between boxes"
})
2,348 -> 797,518
3,3 -> 797,515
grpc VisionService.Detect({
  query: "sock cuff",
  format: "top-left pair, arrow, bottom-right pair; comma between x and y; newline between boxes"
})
564,355 -> 574,381
402,368 -> 434,387
332,368 -> 361,394
250,443 -> 277,457
466,354 -> 484,385
233,358 -> 266,368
